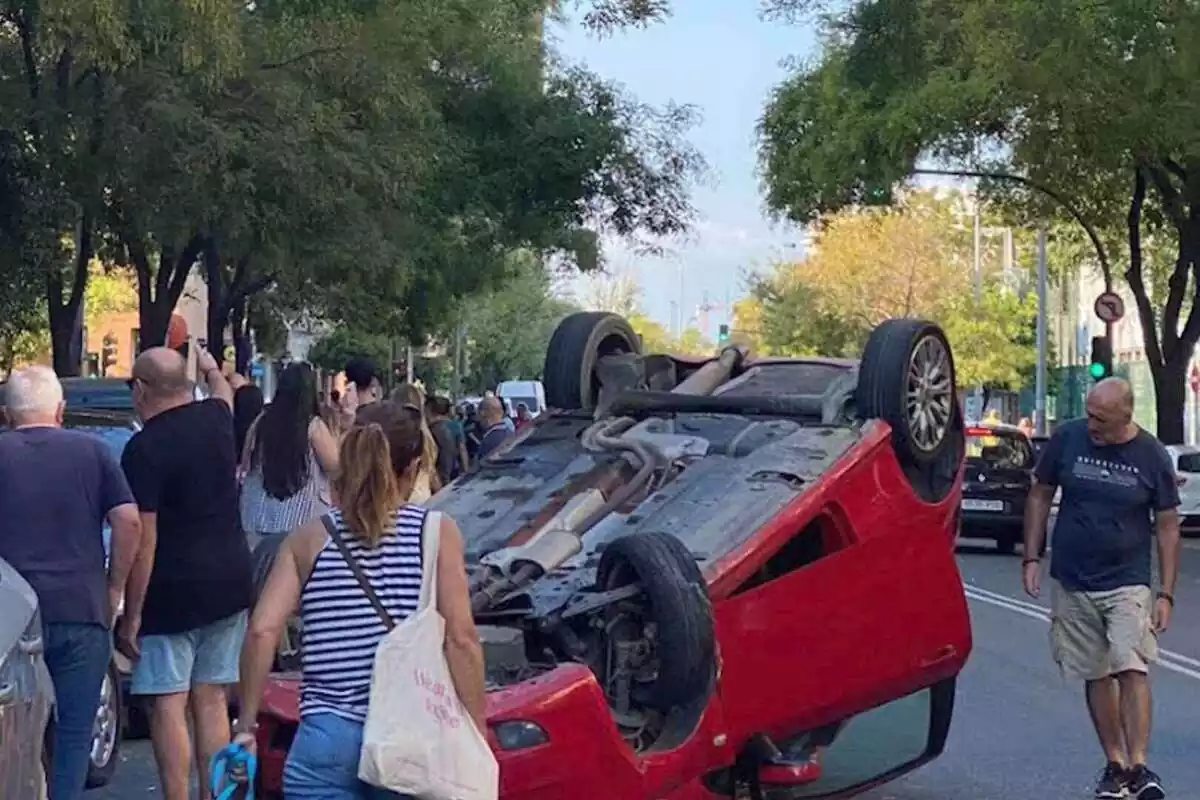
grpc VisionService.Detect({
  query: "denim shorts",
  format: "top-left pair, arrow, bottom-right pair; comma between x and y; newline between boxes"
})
130,610 -> 248,695
284,712 -> 412,799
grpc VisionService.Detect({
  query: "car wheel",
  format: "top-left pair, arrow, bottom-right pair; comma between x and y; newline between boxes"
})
857,319 -> 957,465
857,319 -> 963,502
543,311 -> 641,411
596,531 -> 716,712
85,661 -> 122,788
996,537 -> 1017,555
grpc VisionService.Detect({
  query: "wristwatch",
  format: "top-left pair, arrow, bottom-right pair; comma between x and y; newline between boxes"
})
232,718 -> 258,736
1156,591 -> 1175,607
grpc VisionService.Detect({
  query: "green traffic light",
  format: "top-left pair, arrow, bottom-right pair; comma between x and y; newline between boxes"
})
1088,362 -> 1107,379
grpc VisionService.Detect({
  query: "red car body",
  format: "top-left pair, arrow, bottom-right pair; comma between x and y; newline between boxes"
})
254,397 -> 972,799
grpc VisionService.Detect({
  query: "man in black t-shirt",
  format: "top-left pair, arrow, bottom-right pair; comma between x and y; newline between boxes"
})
119,346 -> 252,800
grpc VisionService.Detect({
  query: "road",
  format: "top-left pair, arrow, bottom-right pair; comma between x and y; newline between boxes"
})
96,536 -> 1200,799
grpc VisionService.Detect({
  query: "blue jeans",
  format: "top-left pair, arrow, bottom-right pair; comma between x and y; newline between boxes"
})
283,713 -> 412,799
43,622 -> 111,800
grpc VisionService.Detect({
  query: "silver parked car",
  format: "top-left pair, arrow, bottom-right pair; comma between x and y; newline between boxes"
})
0,555 -> 54,799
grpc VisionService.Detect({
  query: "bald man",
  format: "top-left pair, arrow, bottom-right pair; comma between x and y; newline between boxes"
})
1024,377 -> 1179,800
120,346 -> 249,800
476,395 -> 512,461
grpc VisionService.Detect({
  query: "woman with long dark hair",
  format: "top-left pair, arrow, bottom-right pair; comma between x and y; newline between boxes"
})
233,383 -> 265,464
239,362 -> 339,546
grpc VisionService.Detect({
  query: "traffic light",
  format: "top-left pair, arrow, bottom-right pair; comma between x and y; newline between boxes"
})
1089,335 -> 1113,380
718,324 -> 730,346
101,333 -> 118,376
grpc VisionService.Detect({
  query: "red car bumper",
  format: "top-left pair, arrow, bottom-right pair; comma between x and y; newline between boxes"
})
255,663 -> 735,800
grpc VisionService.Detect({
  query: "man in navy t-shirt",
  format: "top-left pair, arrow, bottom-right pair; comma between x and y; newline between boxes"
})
1023,378 -> 1178,800
0,366 -> 141,799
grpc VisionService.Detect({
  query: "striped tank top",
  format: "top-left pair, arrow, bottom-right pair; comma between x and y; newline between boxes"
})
299,504 -> 427,723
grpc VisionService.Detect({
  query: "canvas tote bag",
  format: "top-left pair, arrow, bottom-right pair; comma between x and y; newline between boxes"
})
326,510 -> 498,799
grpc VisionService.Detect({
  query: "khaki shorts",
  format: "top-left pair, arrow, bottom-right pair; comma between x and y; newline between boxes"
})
1050,582 -> 1158,681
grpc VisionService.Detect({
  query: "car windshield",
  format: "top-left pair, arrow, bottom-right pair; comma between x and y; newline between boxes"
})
965,429 -> 1032,469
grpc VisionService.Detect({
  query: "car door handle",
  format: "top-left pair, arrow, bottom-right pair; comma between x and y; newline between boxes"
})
0,682 -> 15,706
19,634 -> 44,656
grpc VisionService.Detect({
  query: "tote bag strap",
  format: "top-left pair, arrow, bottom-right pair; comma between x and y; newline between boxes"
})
322,513 -> 396,631
416,510 -> 443,613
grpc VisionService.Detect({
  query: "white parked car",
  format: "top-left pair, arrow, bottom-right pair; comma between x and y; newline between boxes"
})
1164,444 -> 1200,531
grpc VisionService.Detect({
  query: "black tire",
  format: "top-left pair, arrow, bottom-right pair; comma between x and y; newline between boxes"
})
596,531 -> 716,712
543,311 -> 641,411
85,661 -> 122,788
996,537 -> 1017,555
856,319 -> 957,467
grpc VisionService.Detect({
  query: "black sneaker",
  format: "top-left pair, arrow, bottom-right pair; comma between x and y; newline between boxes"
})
1126,764 -> 1165,800
1094,762 -> 1129,799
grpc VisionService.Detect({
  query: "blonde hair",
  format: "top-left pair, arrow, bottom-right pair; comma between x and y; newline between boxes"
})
333,424 -> 402,547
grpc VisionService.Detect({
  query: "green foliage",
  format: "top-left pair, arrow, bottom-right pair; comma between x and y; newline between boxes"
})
745,271 -> 863,358
756,0 -> 1200,440
451,256 -> 578,392
0,0 -> 704,373
738,193 -> 1044,390
306,327 -> 392,375
940,285 -> 1038,392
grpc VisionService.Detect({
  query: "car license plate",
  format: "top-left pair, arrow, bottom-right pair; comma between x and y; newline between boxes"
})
962,499 -> 1005,512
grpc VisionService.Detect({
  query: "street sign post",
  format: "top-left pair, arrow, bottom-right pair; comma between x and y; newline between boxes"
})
1094,292 -> 1125,324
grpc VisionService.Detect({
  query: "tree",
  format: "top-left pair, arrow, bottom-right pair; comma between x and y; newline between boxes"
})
451,256 -> 578,392
0,1 -> 705,374
579,272 -> 642,317
307,328 -> 392,378
940,284 -> 1038,395
758,0 -> 1200,442
739,192 -> 1041,392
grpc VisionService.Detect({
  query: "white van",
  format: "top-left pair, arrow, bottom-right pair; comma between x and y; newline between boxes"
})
496,380 -> 546,416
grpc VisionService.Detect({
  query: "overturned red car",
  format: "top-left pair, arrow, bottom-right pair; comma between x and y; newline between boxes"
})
254,313 -> 972,799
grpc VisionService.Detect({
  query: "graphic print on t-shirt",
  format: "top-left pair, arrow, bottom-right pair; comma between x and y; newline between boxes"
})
1071,456 -> 1141,490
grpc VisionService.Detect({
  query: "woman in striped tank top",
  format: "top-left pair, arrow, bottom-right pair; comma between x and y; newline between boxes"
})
233,402 -> 486,799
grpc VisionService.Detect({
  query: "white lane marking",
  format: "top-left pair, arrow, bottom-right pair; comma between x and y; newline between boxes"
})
962,585 -> 1200,681
964,586 -> 1200,668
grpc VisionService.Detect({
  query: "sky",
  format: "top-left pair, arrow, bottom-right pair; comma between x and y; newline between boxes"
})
550,3 -> 819,337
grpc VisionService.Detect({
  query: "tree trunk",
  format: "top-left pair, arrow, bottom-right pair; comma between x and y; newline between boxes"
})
1154,360 -> 1187,444
204,251 -> 227,366
232,296 -> 252,374
49,309 -> 82,375
47,216 -> 92,376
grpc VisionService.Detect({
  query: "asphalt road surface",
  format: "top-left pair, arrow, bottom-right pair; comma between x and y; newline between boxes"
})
94,535 -> 1200,799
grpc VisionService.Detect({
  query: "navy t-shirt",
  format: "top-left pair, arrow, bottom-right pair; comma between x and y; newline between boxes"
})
0,426 -> 134,626
1035,419 -> 1178,591
477,422 -> 510,460
121,399 -> 253,635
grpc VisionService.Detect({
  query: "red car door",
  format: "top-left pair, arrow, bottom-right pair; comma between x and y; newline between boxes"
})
707,429 -> 971,796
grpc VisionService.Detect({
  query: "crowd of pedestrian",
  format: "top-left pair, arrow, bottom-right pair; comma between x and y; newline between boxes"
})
0,351 -> 513,799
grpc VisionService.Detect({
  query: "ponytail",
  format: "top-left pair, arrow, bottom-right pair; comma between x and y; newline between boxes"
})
333,423 -> 401,547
